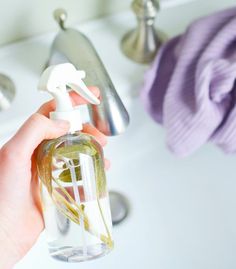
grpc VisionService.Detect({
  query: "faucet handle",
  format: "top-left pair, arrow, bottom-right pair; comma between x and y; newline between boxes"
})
53,8 -> 67,30
121,0 -> 166,64
132,0 -> 159,17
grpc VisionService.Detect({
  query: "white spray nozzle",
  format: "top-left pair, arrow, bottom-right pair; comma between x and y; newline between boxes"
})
38,63 -> 100,132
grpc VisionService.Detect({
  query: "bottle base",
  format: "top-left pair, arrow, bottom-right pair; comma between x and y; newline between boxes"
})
49,243 -> 111,262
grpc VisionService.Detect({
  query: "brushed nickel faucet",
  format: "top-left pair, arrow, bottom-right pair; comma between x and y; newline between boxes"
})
121,0 -> 166,64
46,9 -> 129,136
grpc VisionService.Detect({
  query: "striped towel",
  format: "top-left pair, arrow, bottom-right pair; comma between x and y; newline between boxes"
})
141,7 -> 236,157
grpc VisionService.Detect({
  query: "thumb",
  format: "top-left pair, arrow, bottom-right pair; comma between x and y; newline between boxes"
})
2,113 -> 70,160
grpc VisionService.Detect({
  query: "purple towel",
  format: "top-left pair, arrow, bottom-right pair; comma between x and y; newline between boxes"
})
141,7 -> 236,157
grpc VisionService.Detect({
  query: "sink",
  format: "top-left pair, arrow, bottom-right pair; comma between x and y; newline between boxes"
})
0,1 -> 236,269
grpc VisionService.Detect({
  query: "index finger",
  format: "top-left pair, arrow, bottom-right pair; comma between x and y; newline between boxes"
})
37,86 -> 100,117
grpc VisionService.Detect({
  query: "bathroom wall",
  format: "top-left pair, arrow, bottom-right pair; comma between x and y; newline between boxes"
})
0,0 -> 199,46
0,0 -> 129,46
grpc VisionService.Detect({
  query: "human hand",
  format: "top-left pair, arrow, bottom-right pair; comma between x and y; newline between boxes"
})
0,87 -> 108,269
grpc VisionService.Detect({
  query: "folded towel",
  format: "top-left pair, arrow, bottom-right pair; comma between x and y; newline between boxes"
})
141,7 -> 236,157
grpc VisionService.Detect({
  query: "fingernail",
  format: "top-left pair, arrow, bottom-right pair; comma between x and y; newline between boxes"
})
91,86 -> 100,97
53,120 -> 70,129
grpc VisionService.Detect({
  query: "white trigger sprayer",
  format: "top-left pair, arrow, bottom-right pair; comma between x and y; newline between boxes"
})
38,63 -> 100,133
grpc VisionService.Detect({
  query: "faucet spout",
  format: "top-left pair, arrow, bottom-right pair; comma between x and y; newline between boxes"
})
46,9 -> 130,136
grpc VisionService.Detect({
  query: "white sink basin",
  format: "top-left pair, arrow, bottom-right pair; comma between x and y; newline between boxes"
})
0,0 -> 235,268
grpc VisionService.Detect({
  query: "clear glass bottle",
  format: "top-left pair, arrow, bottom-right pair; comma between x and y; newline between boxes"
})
36,63 -> 113,262
37,132 -> 113,262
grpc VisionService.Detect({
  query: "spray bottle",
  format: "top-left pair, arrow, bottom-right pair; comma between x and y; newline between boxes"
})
37,63 -> 113,262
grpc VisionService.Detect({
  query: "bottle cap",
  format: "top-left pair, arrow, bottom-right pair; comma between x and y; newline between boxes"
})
38,63 -> 100,133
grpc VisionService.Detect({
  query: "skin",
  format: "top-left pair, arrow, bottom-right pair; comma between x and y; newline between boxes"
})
0,87 -> 108,269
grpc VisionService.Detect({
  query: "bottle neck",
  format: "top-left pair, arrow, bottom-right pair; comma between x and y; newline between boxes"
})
50,109 -> 82,133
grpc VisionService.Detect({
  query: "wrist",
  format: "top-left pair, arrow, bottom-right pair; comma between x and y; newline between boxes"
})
0,221 -> 21,269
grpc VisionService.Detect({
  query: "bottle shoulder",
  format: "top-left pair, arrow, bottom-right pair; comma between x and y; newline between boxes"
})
37,131 -> 103,159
